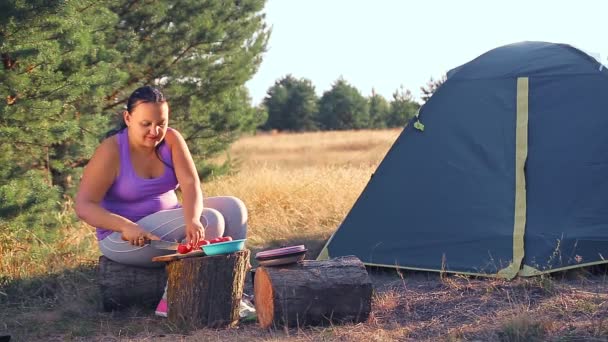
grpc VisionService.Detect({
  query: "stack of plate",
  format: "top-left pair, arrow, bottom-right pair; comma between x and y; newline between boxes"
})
255,245 -> 307,266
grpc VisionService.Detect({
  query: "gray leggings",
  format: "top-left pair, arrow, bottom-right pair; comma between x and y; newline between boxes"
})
99,196 -> 247,268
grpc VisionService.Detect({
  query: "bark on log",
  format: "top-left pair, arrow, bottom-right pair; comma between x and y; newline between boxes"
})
253,255 -> 373,328
97,256 -> 167,311
166,249 -> 250,328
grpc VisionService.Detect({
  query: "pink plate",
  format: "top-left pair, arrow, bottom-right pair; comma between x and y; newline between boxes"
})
257,253 -> 306,267
255,250 -> 306,261
255,245 -> 306,259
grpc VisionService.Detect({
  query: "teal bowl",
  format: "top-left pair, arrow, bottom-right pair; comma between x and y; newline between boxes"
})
201,239 -> 246,256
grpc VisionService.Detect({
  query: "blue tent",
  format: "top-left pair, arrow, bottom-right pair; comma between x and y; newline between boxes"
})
319,41 -> 608,279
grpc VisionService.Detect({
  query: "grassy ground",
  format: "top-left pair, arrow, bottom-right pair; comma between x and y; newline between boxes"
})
2,128 -> 608,341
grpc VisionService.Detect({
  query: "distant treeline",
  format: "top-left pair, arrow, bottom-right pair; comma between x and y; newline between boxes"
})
258,75 -> 445,132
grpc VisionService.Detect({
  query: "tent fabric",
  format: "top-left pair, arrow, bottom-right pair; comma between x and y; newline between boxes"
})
319,41 -> 608,278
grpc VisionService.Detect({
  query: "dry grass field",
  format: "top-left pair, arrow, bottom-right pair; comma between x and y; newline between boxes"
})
207,129 -> 402,255
2,128 -> 608,341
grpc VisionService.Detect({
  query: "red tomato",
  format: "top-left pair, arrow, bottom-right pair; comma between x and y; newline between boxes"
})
177,244 -> 191,254
221,236 -> 233,242
198,239 -> 210,246
209,238 -> 222,244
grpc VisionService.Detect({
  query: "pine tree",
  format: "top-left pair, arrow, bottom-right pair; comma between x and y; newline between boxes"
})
368,89 -> 390,129
262,75 -> 318,131
386,86 -> 420,127
317,78 -> 369,130
105,0 -> 270,176
0,1 -> 124,235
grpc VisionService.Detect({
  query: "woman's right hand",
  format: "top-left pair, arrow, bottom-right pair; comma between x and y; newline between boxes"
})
121,224 -> 160,246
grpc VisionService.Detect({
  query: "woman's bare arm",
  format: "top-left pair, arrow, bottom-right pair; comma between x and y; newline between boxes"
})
166,129 -> 204,243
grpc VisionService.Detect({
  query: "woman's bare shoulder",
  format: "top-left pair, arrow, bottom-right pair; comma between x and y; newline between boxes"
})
164,127 -> 186,146
91,135 -> 120,164
78,135 -> 120,199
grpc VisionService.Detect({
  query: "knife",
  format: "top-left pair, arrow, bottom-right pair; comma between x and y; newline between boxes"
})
150,240 -> 180,250
152,250 -> 206,263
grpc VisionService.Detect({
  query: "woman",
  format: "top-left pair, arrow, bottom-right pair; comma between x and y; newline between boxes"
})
75,86 -> 248,317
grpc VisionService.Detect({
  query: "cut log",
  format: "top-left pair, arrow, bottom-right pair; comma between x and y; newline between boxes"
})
97,256 -> 167,311
166,249 -> 250,328
253,255 -> 373,328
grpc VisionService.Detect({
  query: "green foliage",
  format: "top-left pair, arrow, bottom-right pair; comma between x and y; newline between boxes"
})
0,170 -> 62,240
190,86 -> 266,178
106,0 -> 270,165
317,78 -> 369,130
260,78 -> 423,131
368,90 -> 390,129
0,0 -> 124,232
262,74 -> 319,131
386,86 -> 420,127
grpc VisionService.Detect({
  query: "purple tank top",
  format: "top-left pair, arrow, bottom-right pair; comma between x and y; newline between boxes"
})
96,128 -> 180,240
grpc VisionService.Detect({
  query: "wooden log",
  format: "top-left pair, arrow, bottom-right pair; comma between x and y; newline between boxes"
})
253,255 -> 373,328
166,249 -> 250,328
97,256 -> 167,311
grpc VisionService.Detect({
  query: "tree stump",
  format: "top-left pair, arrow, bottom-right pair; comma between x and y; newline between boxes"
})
253,255 -> 373,328
166,249 -> 250,328
97,256 -> 167,311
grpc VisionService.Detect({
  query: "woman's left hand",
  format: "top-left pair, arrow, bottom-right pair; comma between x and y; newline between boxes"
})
186,221 -> 205,244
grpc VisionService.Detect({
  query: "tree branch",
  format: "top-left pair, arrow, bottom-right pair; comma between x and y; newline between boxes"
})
103,95 -> 130,111
77,2 -> 96,13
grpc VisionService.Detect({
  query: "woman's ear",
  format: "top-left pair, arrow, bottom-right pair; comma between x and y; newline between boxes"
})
123,111 -> 131,127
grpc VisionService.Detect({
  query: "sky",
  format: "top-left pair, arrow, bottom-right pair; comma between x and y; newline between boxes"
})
245,0 -> 608,105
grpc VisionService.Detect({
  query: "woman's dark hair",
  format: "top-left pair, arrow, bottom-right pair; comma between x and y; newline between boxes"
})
126,86 -> 166,114
105,86 -> 173,170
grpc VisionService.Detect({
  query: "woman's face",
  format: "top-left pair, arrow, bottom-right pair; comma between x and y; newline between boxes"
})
124,101 -> 169,148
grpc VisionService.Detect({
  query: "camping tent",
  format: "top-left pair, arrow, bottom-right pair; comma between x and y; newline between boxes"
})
318,41 -> 608,279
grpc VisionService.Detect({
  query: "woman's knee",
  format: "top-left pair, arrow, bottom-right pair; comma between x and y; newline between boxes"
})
225,196 -> 247,216
204,196 -> 247,240
204,196 -> 248,223
202,207 -> 224,239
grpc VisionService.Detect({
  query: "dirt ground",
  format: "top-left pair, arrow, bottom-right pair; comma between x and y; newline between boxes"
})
3,265 -> 607,342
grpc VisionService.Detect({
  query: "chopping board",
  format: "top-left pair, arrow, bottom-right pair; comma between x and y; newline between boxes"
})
152,250 -> 206,262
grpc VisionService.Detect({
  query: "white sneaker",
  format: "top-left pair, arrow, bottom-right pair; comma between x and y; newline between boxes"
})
239,298 -> 256,321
